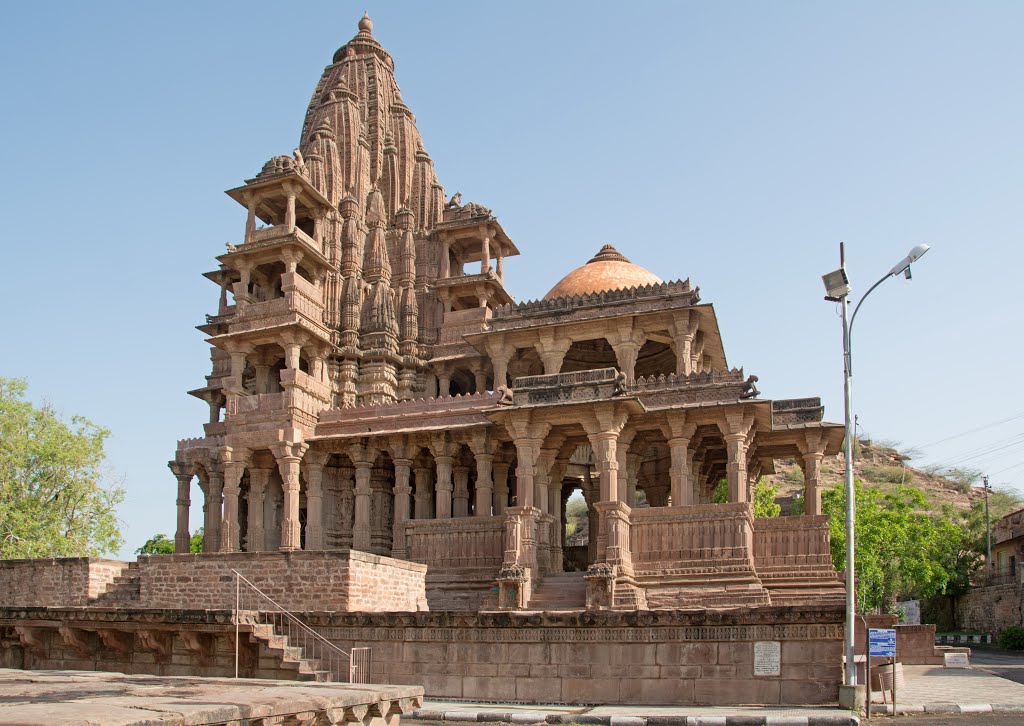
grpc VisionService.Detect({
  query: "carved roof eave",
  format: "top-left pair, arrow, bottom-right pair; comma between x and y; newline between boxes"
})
756,422 -> 846,457
484,396 -> 647,424
205,319 -> 335,352
433,272 -> 515,306
461,301 -> 728,369
202,267 -> 237,285
313,392 -> 502,439
435,218 -> 520,259
225,171 -> 332,221
215,233 -> 332,272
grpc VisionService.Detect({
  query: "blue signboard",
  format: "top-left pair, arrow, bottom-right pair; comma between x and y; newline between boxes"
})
869,628 -> 897,657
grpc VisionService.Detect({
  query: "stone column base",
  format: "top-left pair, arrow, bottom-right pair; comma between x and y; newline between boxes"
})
838,684 -> 866,714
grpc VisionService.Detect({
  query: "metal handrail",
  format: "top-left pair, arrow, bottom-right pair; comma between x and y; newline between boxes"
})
232,569 -> 370,683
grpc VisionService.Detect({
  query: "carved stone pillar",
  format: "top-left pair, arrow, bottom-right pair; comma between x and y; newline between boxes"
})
537,341 -> 571,376
437,369 -> 451,398
586,431 -> 620,503
414,466 -> 433,519
802,453 -> 824,515
488,344 -> 512,390
434,456 -> 454,519
169,463 -> 192,554
352,461 -> 373,551
246,467 -> 270,552
473,367 -> 487,395
668,436 -> 693,506
475,454 -> 494,516
273,442 -> 308,551
724,434 -> 749,504
492,461 -> 510,515
203,471 -> 223,553
611,341 -> 640,381
220,453 -> 248,552
302,452 -> 328,551
453,465 -> 471,517
392,458 -> 413,559
513,439 -> 543,510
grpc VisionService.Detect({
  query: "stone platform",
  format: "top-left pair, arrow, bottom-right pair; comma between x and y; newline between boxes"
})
0,669 -> 423,726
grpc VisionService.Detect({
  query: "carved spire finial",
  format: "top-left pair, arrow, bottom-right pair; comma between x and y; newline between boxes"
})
359,11 -> 373,34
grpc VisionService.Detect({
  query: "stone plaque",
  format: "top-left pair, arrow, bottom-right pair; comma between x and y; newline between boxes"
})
753,640 -> 781,676
944,651 -> 970,668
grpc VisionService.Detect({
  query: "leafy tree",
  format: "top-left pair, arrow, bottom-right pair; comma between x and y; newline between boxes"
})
823,480 -> 964,611
0,377 -> 124,558
713,479 -> 728,504
137,533 -> 175,554
137,529 -> 204,555
753,478 -> 781,518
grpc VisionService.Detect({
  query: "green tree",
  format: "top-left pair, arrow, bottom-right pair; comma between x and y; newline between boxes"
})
136,533 -> 175,554
753,478 -> 781,518
823,480 -> 963,611
0,377 -> 124,558
713,479 -> 728,504
137,529 -> 204,555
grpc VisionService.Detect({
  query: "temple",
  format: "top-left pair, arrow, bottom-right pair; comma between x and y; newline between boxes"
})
0,15 -> 852,706
171,13 -> 846,613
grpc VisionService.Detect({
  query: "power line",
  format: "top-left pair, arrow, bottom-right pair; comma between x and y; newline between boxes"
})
925,432 -> 1024,470
988,461 -> 1024,478
911,411 -> 1024,451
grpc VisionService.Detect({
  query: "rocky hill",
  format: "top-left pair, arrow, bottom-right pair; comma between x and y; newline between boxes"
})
766,440 -> 987,515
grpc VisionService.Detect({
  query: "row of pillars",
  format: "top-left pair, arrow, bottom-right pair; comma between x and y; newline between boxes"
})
170,447 -> 519,557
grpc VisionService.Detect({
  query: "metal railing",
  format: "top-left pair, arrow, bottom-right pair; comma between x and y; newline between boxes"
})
232,570 -> 370,683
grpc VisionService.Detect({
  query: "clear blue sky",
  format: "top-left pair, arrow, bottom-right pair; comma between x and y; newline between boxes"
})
1,1 -> 1022,558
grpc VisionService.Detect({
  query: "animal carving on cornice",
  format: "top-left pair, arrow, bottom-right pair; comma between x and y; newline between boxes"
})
739,375 -> 760,400
446,192 -> 462,209
495,385 -> 515,406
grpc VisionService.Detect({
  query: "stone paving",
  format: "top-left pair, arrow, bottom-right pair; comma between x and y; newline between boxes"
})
868,664 -> 1024,715
0,669 -> 423,726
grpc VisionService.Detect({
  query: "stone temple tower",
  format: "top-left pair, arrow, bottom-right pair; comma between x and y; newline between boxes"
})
194,12 -> 519,429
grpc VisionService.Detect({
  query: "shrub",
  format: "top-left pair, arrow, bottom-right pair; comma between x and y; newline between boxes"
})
861,465 -> 911,485
999,626 -> 1024,650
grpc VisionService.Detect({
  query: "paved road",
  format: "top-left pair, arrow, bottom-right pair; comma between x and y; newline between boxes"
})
889,717 -> 1024,725
970,646 -> 1024,686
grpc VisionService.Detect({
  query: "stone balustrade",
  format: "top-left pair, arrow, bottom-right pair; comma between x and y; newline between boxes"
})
246,224 -> 323,258
753,515 -> 833,569
228,391 -> 286,416
630,503 -> 755,564
405,517 -> 505,569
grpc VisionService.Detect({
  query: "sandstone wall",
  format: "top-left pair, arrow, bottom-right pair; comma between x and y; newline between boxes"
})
137,550 -> 427,612
955,584 -> 1023,634
317,608 -> 843,705
0,605 -> 843,706
0,558 -> 127,607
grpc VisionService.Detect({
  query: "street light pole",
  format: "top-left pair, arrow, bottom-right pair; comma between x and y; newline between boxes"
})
822,241 -> 930,696
984,475 -> 992,571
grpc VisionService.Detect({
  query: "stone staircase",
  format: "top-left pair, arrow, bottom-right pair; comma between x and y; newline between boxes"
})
637,557 -> 773,609
91,562 -> 140,605
758,566 -> 846,607
526,571 -> 588,610
247,622 -> 333,682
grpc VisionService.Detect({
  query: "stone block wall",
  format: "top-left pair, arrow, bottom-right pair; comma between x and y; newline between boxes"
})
956,584 -> 1023,634
137,550 -> 427,612
0,605 -> 843,706
313,607 -> 843,705
0,558 -> 127,607
0,609 -> 297,680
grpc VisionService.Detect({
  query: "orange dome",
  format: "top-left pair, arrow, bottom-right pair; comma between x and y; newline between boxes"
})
544,245 -> 663,300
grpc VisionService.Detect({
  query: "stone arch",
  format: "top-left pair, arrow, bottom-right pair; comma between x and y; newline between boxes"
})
635,339 -> 677,379
560,337 -> 617,374
507,346 -> 543,381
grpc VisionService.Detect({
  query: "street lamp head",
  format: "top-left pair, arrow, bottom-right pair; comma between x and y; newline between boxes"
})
822,268 -> 851,301
887,243 -> 931,278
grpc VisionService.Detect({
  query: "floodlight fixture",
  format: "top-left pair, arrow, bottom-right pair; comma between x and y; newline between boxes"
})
822,268 -> 850,301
